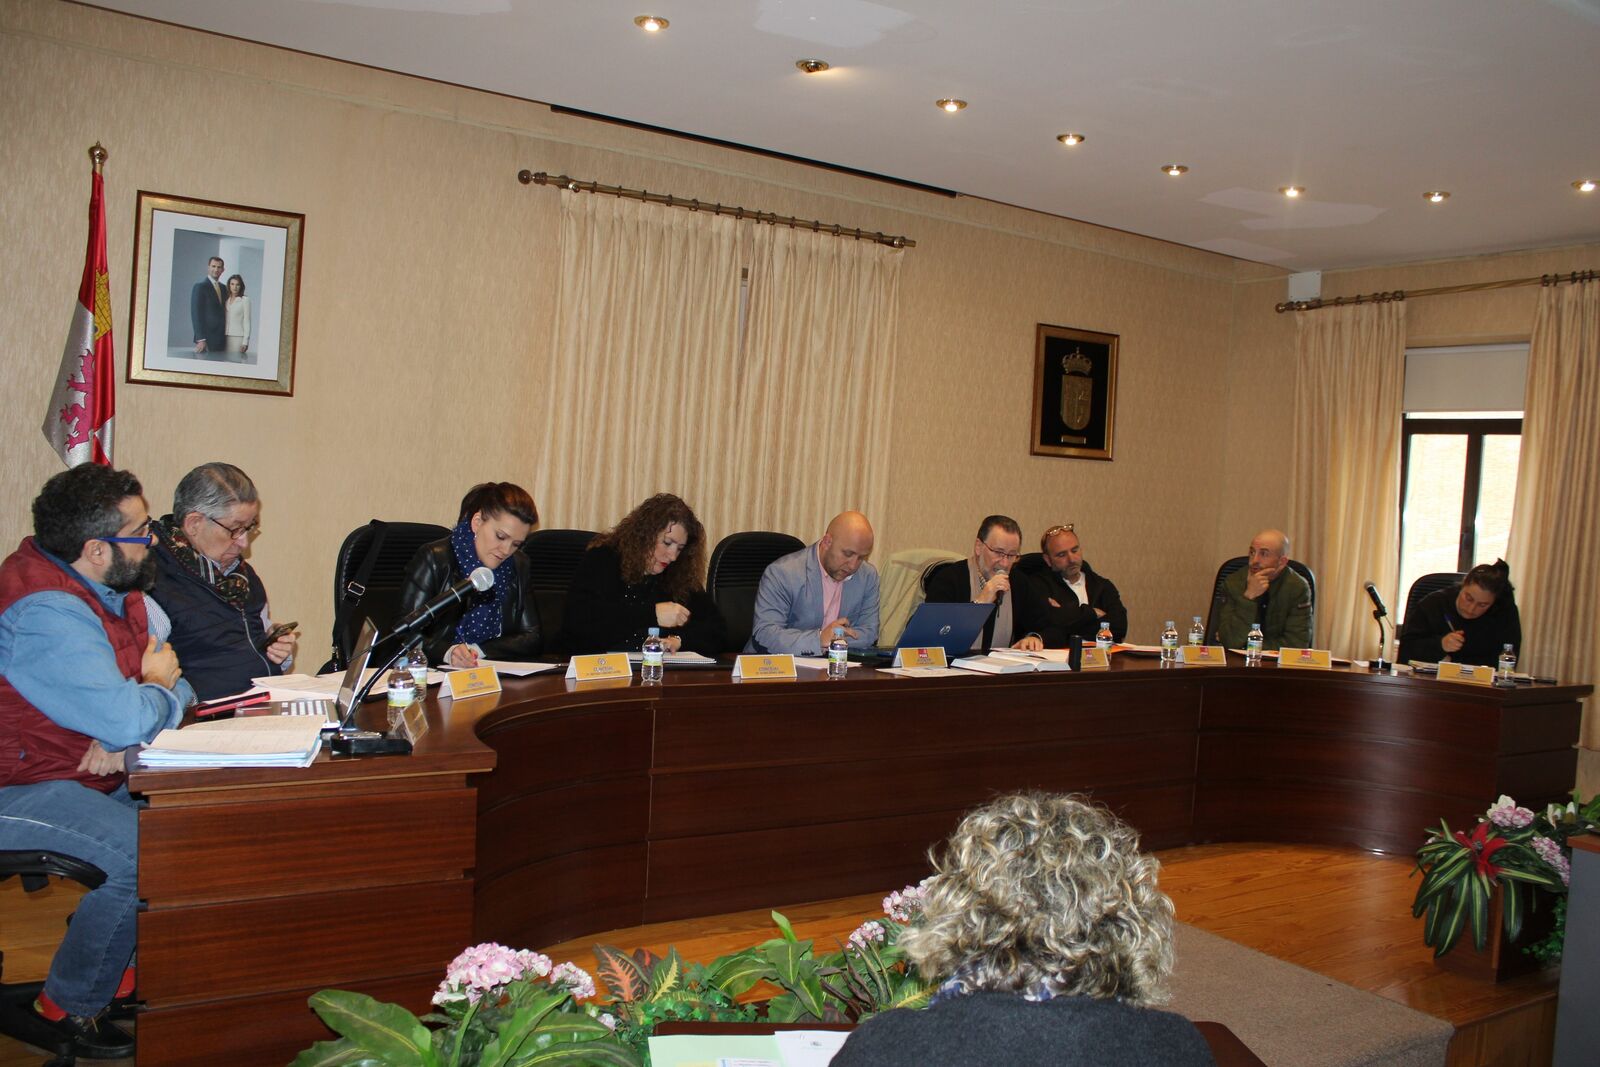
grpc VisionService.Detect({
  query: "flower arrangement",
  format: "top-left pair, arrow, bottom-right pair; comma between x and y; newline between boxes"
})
292,882 -> 936,1066
1412,791 -> 1598,961
290,943 -> 637,1067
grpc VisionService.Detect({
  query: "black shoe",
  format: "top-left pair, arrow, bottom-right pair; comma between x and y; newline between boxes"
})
34,1008 -> 134,1060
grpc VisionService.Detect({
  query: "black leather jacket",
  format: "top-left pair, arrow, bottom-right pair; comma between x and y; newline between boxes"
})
397,541 -> 542,665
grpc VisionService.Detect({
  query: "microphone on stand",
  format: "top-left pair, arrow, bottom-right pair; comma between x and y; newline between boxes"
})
391,566 -> 495,638
1363,579 -> 1393,672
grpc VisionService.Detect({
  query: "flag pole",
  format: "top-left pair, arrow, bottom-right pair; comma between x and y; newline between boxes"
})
89,141 -> 107,172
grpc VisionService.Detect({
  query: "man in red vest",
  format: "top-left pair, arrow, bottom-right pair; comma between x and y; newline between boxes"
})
0,465 -> 192,1058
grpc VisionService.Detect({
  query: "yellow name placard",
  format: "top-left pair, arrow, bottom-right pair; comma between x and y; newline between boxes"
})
1277,648 -> 1333,670
732,654 -> 798,680
1437,662 -> 1495,687
893,646 -> 949,668
565,653 -> 634,682
1179,645 -> 1228,667
443,666 -> 501,700
1078,647 -> 1111,671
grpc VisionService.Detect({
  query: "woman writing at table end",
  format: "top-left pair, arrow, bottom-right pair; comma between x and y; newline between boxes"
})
399,482 -> 542,667
1398,558 -> 1521,667
564,493 -> 726,656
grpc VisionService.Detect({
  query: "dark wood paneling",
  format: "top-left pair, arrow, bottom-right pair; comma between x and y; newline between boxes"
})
475,702 -> 653,812
1201,676 -> 1499,746
1198,734 -> 1494,800
140,788 -> 476,903
1493,699 -> 1584,755
1194,781 -> 1464,855
475,842 -> 647,949
139,881 -> 472,1004
475,773 -> 650,883
135,973 -> 434,1067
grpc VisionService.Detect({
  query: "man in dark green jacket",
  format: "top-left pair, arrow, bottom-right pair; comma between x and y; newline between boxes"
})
1214,528 -> 1313,650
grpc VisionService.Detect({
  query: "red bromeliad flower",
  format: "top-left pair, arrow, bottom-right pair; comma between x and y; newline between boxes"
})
1453,821 -> 1510,878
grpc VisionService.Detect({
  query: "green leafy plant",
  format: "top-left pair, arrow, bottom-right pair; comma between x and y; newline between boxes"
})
1412,792 -> 1597,959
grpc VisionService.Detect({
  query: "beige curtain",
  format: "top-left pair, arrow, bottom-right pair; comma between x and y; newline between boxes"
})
541,193 -> 903,546
1289,301 -> 1406,659
1506,279 -> 1600,685
540,193 -> 743,530
732,224 -> 903,537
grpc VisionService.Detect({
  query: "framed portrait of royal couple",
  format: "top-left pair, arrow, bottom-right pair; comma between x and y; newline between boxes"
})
127,191 -> 304,397
1030,322 -> 1119,461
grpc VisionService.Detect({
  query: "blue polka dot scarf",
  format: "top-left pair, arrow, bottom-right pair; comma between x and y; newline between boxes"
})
449,517 -> 512,646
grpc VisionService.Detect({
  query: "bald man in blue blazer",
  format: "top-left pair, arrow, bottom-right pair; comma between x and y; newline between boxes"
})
747,512 -> 879,655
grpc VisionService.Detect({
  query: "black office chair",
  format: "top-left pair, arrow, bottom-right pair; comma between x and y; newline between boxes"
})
1204,556 -> 1317,645
325,520 -> 451,671
1011,551 -> 1048,579
707,531 -> 805,652
522,529 -> 597,656
0,850 -> 109,1067
1405,571 -> 1466,621
921,558 -> 967,597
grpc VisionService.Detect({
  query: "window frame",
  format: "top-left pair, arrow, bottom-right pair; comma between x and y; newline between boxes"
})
1398,416 -> 1522,573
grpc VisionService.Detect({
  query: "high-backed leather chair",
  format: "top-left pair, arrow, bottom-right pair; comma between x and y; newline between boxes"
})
522,529 -> 598,656
0,850 -> 109,1066
1405,571 -> 1466,621
324,520 -> 451,670
1204,556 -> 1317,645
707,531 -> 805,652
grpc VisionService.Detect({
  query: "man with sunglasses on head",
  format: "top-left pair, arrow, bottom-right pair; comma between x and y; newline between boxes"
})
925,514 -> 1059,651
148,462 -> 295,700
1033,523 -> 1129,644
0,464 -> 194,1057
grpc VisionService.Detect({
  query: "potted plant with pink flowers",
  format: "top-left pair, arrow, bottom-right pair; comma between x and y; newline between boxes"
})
1412,791 -> 1598,978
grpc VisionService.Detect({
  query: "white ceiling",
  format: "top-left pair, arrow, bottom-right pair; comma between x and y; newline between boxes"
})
88,0 -> 1600,271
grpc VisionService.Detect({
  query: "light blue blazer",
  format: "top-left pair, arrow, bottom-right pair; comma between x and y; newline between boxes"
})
746,542 -> 880,654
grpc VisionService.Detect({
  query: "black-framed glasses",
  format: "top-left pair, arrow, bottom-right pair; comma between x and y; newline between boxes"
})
102,519 -> 155,546
208,514 -> 260,541
981,542 -> 1022,561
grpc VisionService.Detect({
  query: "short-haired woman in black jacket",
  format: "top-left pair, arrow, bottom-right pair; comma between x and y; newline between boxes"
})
398,482 -> 541,667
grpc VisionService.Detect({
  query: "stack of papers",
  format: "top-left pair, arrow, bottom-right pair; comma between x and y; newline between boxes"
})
951,654 -> 1041,675
141,715 -> 325,768
255,668 -> 446,701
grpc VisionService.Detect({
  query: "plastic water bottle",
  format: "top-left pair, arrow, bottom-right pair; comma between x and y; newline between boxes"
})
1245,623 -> 1264,666
1496,644 -> 1517,687
1188,616 -> 1205,646
386,667 -> 416,711
1160,620 -> 1179,663
828,627 -> 850,679
1096,620 -> 1113,653
404,642 -> 429,694
641,627 -> 665,683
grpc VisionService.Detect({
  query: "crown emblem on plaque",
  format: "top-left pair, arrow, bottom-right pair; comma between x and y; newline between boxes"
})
1062,348 -> 1093,376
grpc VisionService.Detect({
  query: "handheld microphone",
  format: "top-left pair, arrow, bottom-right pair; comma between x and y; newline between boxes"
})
392,566 -> 495,636
992,562 -> 1010,609
1363,580 -> 1389,619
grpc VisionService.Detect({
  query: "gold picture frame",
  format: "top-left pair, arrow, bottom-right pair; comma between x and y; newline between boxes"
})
1030,323 -> 1118,460
127,191 -> 303,396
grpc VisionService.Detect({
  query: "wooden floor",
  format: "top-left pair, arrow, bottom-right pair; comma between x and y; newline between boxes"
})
0,844 -> 1557,1066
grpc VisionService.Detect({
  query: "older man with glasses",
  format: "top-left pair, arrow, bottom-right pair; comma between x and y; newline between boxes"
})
925,514 -> 1058,652
148,462 -> 295,700
0,464 -> 193,1057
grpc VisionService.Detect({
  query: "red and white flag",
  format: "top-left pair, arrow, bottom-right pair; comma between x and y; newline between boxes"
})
43,161 -> 116,467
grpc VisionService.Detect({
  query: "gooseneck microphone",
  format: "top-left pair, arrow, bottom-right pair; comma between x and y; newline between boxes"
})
1363,580 -> 1389,619
391,566 -> 495,637
1363,578 -> 1393,672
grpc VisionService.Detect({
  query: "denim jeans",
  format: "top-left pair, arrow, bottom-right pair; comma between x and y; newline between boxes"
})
0,780 -> 138,1015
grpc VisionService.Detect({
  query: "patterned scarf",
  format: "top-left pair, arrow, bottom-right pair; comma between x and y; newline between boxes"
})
152,515 -> 250,607
927,968 -> 1061,1007
450,517 -> 513,645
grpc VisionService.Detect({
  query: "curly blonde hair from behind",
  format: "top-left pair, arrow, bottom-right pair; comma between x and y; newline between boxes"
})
899,792 -> 1176,1005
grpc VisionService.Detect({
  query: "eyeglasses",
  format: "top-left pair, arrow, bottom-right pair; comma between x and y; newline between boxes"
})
1042,524 -> 1075,539
981,542 -> 1022,561
102,519 -> 155,546
209,514 -> 260,541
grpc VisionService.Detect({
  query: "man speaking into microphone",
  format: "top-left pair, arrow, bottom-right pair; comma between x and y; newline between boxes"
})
925,514 -> 1053,652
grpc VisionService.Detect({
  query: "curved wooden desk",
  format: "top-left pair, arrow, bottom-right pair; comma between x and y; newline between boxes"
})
125,658 -> 1586,1066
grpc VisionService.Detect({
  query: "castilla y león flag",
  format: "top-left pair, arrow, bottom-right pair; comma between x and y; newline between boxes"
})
43,165 -> 116,467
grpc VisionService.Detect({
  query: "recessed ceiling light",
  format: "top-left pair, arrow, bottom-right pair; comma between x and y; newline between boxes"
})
1056,133 -> 1085,146
795,59 -> 830,74
1279,185 -> 1305,198
1424,190 -> 1450,203
1162,164 -> 1188,177
936,98 -> 967,113
1576,179 -> 1598,193
633,15 -> 668,32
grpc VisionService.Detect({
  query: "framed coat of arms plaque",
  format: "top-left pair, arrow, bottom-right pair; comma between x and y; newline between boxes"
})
1030,323 -> 1118,460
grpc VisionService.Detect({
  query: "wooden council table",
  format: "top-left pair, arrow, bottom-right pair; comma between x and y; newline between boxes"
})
126,657 -> 1587,1066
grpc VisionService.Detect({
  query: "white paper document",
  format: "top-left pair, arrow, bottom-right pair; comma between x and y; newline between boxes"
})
622,651 -> 719,665
773,1030 -> 851,1067
793,656 -> 860,671
877,666 -> 968,678
445,660 -> 563,676
255,668 -> 446,700
141,715 -> 324,768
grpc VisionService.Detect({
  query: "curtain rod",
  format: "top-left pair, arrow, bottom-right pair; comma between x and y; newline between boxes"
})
1275,268 -> 1596,313
517,170 -> 915,249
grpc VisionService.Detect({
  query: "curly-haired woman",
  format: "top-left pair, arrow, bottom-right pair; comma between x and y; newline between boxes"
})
833,792 -> 1214,1066
563,493 -> 726,656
